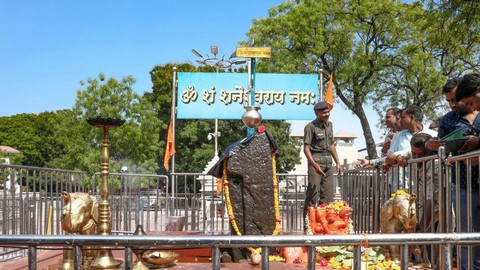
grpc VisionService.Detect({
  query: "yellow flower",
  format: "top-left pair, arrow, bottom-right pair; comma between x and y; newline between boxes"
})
320,200 -> 348,213
328,257 -> 342,269
269,255 -> 285,262
391,188 -> 409,198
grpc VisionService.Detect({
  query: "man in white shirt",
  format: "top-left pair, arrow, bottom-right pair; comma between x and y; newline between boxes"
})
356,105 -> 437,168
387,105 -> 437,155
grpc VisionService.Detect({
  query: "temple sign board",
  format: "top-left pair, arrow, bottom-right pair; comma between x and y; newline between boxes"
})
235,46 -> 271,58
177,72 -> 319,120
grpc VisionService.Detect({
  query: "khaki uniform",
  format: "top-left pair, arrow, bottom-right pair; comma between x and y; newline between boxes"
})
303,119 -> 335,230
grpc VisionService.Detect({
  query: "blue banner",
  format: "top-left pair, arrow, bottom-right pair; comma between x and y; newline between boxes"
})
177,72 -> 319,120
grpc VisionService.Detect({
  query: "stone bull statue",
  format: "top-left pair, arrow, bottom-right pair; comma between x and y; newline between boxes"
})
380,189 -> 421,262
60,192 -> 99,270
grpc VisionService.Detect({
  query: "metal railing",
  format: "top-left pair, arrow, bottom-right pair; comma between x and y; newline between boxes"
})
2,233 -> 480,270
342,147 -> 480,269
2,147 -> 480,269
0,166 -> 311,237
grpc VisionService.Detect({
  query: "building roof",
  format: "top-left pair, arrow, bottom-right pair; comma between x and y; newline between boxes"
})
291,129 -> 304,138
334,129 -> 358,139
0,146 -> 20,154
291,129 -> 358,139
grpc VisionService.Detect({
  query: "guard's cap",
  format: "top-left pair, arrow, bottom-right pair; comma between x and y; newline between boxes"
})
314,101 -> 329,111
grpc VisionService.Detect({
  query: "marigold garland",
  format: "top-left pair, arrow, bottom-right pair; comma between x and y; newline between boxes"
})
223,151 -> 281,255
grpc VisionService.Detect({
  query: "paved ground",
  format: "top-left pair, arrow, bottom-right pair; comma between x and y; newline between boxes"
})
0,248 -> 330,270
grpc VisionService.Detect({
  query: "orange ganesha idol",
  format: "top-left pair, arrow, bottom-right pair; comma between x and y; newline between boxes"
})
283,201 -> 353,264
308,200 -> 353,235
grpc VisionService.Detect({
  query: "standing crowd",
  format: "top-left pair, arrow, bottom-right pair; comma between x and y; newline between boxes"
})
302,73 -> 480,269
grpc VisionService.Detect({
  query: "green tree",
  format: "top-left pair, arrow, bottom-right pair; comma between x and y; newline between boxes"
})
245,0 -> 479,158
0,113 -> 61,166
73,73 -> 161,175
423,0 -> 480,74
43,109 -> 100,172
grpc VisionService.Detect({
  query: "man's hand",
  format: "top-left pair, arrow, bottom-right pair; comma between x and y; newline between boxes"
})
355,158 -> 370,168
385,153 -> 397,166
313,163 -> 326,176
425,137 -> 445,152
458,135 -> 480,154
336,164 -> 343,176
381,141 -> 391,155
396,155 -> 409,167
386,153 -> 408,167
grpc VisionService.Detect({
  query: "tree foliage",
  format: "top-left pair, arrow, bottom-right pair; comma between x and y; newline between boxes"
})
245,0 -> 479,158
71,73 -> 162,175
0,113 -> 52,166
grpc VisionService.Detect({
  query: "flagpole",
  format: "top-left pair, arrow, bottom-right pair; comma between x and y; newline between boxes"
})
171,66 -> 177,197
318,69 -> 323,101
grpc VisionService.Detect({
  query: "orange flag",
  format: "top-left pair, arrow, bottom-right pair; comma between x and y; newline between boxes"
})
163,121 -> 176,171
324,73 -> 334,110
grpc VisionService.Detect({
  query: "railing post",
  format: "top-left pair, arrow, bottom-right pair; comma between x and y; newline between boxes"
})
401,244 -> 409,270
124,246 -> 133,270
73,245 -> 82,270
261,246 -> 269,270
212,245 -> 220,270
307,245 -> 315,270
443,243 -> 452,270
28,245 -> 36,270
353,245 -> 361,270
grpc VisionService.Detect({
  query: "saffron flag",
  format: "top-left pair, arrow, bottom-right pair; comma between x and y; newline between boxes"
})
163,121 -> 176,171
324,73 -> 334,110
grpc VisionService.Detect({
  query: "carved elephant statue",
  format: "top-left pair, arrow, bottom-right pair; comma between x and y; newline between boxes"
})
60,192 -> 99,270
61,192 -> 98,234
380,190 -> 419,261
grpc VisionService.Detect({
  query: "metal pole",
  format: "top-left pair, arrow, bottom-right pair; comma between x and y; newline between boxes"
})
247,58 -> 256,136
319,69 -> 324,101
261,246 -> 269,270
124,246 -> 133,270
438,146 -> 446,265
214,119 -> 218,158
28,246 -> 36,270
401,244 -> 409,270
214,65 -> 219,159
74,246 -> 82,270
307,246 -> 316,270
171,66 -> 177,198
212,245 -> 220,270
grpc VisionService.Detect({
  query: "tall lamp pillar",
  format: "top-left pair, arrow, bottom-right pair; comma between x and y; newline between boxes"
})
87,117 -> 124,270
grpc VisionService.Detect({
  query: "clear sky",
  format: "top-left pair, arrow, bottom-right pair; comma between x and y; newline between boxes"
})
0,0 -> 383,149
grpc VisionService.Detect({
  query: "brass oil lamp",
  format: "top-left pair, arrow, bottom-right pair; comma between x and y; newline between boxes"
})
87,117 -> 124,269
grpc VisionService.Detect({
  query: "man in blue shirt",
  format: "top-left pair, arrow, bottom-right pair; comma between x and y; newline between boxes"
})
431,75 -> 480,269
427,77 -> 480,143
